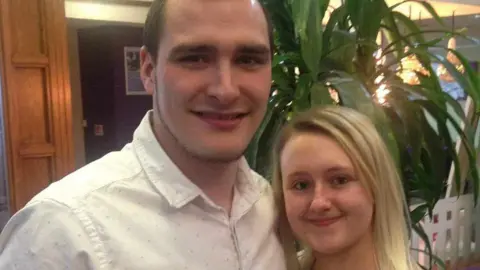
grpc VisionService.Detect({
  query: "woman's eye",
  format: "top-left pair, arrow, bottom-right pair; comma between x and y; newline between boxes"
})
331,176 -> 350,186
293,181 -> 309,191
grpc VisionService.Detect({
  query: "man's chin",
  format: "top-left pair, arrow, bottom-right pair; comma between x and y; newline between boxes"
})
187,146 -> 247,164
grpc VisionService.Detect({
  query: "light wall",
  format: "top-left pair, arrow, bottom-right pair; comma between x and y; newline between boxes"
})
67,22 -> 86,169
65,0 -> 149,24
430,0 -> 480,6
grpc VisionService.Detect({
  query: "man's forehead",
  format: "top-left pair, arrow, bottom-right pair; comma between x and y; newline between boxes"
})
161,0 -> 269,50
164,0 -> 265,26
166,0 -> 262,11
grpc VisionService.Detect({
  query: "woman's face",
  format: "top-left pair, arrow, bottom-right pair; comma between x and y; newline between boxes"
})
280,132 -> 374,255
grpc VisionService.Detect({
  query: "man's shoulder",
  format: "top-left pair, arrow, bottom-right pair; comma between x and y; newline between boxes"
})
29,146 -> 143,209
248,169 -> 273,192
245,169 -> 276,203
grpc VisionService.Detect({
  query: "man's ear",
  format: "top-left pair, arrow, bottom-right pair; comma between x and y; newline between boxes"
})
140,46 -> 155,95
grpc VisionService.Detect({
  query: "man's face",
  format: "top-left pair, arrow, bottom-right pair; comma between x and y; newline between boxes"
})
141,0 -> 271,162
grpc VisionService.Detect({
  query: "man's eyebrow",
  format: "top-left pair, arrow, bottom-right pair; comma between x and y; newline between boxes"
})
169,44 -> 217,55
168,43 -> 271,56
237,44 -> 271,54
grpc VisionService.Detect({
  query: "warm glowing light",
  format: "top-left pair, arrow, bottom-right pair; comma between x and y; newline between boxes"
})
373,39 -> 391,106
436,37 -> 465,82
375,83 -> 391,105
374,48 -> 386,67
375,74 -> 384,85
397,47 -> 429,85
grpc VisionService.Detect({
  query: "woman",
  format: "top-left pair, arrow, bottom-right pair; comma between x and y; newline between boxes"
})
272,106 -> 418,270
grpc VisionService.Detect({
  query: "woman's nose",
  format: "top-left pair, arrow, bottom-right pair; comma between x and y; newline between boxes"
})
308,185 -> 333,212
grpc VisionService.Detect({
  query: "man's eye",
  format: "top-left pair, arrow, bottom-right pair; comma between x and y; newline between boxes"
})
293,181 -> 309,191
178,55 -> 209,64
236,56 -> 266,68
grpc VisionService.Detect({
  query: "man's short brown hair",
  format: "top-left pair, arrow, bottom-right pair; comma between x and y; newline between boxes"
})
143,0 -> 274,62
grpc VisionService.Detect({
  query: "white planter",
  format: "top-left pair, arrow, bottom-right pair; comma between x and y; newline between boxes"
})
410,194 -> 480,267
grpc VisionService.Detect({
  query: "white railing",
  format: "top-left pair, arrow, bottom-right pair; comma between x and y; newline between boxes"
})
411,194 -> 480,268
411,92 -> 480,268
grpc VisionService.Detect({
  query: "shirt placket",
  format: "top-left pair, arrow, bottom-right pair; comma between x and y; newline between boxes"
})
229,217 -> 242,270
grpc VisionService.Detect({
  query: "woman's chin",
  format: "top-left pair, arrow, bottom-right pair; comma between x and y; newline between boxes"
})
307,239 -> 349,256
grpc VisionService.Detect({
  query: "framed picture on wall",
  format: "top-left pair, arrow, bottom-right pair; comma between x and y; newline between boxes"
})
124,46 -> 148,95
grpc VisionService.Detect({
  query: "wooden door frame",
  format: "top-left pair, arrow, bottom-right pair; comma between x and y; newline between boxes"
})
0,0 -> 75,213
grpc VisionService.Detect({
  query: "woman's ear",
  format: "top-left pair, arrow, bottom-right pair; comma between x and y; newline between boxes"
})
140,46 -> 155,95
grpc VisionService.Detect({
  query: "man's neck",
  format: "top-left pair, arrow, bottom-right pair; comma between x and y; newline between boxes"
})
312,233 -> 377,270
152,114 -> 238,213
190,161 -> 238,213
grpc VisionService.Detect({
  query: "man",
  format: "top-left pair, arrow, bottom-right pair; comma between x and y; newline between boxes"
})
0,0 -> 286,269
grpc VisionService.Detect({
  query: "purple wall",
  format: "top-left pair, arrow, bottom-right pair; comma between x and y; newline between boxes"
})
78,25 -> 152,163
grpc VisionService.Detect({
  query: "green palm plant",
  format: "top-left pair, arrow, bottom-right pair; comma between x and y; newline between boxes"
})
246,0 -> 480,268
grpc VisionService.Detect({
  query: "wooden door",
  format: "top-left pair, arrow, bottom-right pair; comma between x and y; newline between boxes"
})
0,0 -> 74,212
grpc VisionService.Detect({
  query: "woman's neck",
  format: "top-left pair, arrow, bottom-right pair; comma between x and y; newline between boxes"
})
312,233 -> 377,270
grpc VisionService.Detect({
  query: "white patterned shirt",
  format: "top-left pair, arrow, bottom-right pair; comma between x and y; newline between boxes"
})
0,111 -> 286,270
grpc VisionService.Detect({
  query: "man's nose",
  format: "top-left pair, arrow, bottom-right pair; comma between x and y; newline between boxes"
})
206,60 -> 240,105
308,184 -> 333,212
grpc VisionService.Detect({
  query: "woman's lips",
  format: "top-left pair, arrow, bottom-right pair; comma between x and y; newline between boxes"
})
308,216 -> 342,227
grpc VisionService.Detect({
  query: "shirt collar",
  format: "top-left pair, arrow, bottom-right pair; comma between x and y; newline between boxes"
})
131,111 -> 261,209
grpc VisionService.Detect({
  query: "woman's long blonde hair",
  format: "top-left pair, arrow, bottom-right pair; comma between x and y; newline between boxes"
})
272,105 -> 418,270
